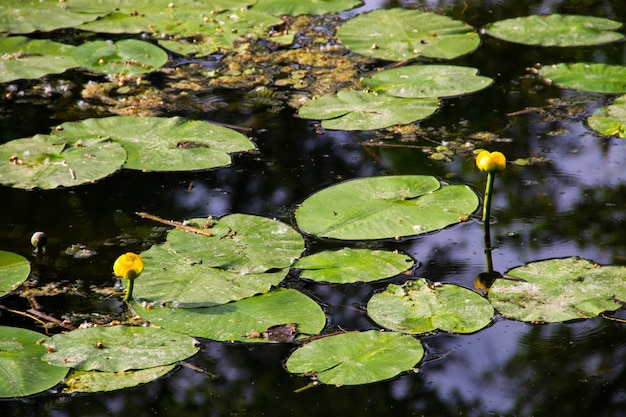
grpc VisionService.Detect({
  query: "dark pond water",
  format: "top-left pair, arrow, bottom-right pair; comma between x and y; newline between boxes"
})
3,0 -> 626,416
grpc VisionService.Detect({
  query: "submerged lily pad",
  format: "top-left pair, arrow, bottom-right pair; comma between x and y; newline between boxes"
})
0,326 -> 68,398
72,39 -> 168,75
0,37 -> 77,83
0,251 -> 30,296
132,288 -> 326,343
539,63 -> 626,94
0,0 -> 103,34
63,365 -> 175,393
367,279 -> 494,334
484,14 -> 624,47
52,116 -> 255,171
295,175 -> 479,240
489,257 -> 626,323
361,65 -> 493,98
0,135 -> 126,190
285,330 -> 424,386
298,90 -> 439,130
44,325 -> 199,372
337,9 -> 480,61
252,0 -> 361,15
588,94 -> 626,137
294,248 -> 414,284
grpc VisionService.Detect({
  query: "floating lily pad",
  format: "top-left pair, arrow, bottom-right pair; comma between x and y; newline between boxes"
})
63,365 -> 175,393
0,326 -> 68,398
361,65 -> 493,98
0,0 -> 103,34
293,248 -> 414,284
539,63 -> 626,94
0,135 -> 126,190
588,94 -> 626,137
0,37 -> 77,83
367,279 -> 494,334
489,257 -> 626,323
285,330 -> 423,386
298,90 -> 439,131
484,14 -> 624,47
52,116 -> 255,171
72,39 -> 168,75
132,288 -> 327,343
44,325 -> 199,372
0,251 -> 30,296
337,9 -> 480,61
295,175 -> 479,240
252,0 -> 361,15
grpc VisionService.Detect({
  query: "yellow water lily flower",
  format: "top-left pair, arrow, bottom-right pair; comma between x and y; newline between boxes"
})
476,150 -> 506,173
113,252 -> 144,281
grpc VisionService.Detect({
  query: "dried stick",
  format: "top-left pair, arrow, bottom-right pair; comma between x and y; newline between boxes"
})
136,212 -> 213,237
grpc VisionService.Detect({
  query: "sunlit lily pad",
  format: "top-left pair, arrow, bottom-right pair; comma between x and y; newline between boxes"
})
0,37 -> 77,83
0,326 -> 68,398
285,330 -> 423,386
44,325 -> 199,372
361,65 -> 493,98
367,279 -> 494,334
484,14 -> 623,47
252,0 -> 361,15
293,248 -> 414,284
0,135 -> 126,190
72,39 -> 168,75
0,0 -> 103,34
298,90 -> 439,130
132,288 -> 326,343
295,175 -> 479,240
63,365 -> 175,393
52,116 -> 255,171
0,251 -> 30,296
588,94 -> 626,137
337,8 -> 480,61
539,63 -> 626,94
489,257 -> 626,323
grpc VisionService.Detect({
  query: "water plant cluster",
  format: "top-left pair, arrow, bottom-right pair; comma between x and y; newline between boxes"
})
1,0 -> 626,401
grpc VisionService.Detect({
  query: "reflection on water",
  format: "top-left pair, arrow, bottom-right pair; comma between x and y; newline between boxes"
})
2,0 -> 626,416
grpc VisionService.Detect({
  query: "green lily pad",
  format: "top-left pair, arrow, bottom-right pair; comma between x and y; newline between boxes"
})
43,325 -> 199,372
52,116 -> 255,171
285,330 -> 424,386
0,326 -> 68,398
72,39 -> 168,75
298,90 -> 439,131
0,0 -> 103,34
0,135 -> 126,190
63,365 -> 175,393
293,248 -> 414,284
295,175 -> 479,240
539,63 -> 626,94
0,37 -> 77,83
251,0 -> 361,15
361,65 -> 493,98
132,288 -> 327,343
484,14 -> 624,47
489,257 -> 626,323
588,94 -> 626,138
367,279 -> 494,334
0,251 -> 30,296
336,9 -> 480,61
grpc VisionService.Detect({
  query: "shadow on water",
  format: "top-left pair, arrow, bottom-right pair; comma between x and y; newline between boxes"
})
3,0 -> 626,416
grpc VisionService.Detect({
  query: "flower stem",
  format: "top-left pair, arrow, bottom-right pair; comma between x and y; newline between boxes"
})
483,172 -> 496,273
124,279 -> 134,302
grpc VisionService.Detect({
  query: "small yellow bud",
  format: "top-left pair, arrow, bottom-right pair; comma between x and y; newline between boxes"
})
476,151 -> 506,173
113,252 -> 144,281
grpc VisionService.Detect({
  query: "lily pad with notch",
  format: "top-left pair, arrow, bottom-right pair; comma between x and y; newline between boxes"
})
488,257 -> 626,323
72,39 -> 168,75
251,0 -> 361,16
62,365 -> 176,393
588,94 -> 626,138
0,37 -> 77,83
539,63 -> 626,94
0,0 -> 103,34
295,175 -> 479,240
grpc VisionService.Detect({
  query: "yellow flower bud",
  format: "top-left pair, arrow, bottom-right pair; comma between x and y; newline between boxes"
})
476,151 -> 506,173
113,252 -> 144,281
